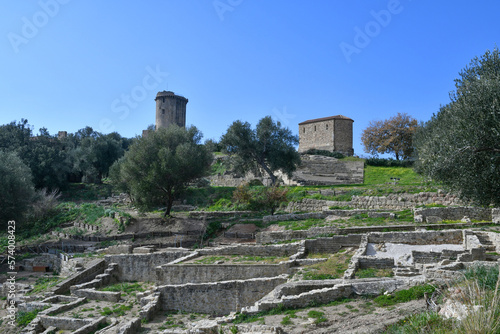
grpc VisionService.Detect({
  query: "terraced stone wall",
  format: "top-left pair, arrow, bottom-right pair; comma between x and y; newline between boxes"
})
155,263 -> 290,285
105,250 -> 191,282
158,276 -> 288,315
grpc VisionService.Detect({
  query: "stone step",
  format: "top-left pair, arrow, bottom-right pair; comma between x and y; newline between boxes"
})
393,267 -> 420,277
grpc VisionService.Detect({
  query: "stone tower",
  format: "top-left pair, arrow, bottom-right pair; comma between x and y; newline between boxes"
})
298,115 -> 354,156
155,91 -> 188,129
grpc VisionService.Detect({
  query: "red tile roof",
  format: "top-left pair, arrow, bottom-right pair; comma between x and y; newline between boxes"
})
298,115 -> 354,125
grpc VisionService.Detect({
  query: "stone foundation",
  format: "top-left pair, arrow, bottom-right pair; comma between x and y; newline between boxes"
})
159,276 -> 288,315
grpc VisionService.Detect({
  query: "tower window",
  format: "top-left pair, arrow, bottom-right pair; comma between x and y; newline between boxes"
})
326,124 -> 328,130
162,109 -> 165,115
303,127 -> 305,133
314,125 -> 316,131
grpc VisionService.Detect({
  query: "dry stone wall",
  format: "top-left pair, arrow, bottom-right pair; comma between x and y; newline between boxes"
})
286,192 -> 463,212
159,276 -> 288,315
53,259 -> 106,294
105,250 -> 191,282
367,230 -> 463,245
414,207 -> 492,222
282,155 -> 364,186
198,244 -> 300,257
155,263 -> 290,285
209,155 -> 363,186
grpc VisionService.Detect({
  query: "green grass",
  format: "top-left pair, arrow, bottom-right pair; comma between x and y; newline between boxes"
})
17,310 -> 41,327
307,310 -> 328,324
100,303 -> 133,317
302,251 -> 353,280
278,218 -> 327,230
281,315 -> 293,325
373,284 -> 435,307
364,166 -> 425,186
331,209 -> 414,228
383,311 -> 455,334
355,268 -> 394,279
28,276 -> 63,295
463,265 -> 500,290
100,282 -> 145,295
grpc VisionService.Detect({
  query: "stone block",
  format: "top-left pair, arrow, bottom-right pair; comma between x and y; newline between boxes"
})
426,216 -> 443,224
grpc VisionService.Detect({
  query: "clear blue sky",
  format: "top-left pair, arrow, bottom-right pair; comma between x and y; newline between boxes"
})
1,0 -> 499,156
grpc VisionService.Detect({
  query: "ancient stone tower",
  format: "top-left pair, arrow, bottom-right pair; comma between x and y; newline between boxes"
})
298,115 -> 354,156
155,91 -> 188,129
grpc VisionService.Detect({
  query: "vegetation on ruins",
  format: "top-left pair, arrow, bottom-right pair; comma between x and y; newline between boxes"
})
220,116 -> 301,186
361,112 -> 418,160
115,125 -> 212,216
385,265 -> 500,333
232,183 -> 289,215
414,48 -> 500,207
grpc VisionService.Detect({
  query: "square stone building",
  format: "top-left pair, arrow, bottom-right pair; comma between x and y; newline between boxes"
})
298,115 -> 354,156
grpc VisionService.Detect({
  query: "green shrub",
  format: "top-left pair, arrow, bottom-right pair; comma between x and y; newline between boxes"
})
17,310 -> 39,327
365,158 -> 414,167
305,149 -> 345,159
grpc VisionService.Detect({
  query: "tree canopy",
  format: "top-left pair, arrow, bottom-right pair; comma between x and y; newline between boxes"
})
220,116 -> 300,185
361,113 -> 418,160
0,151 -> 35,227
117,125 -> 212,216
414,48 -> 500,206
0,120 -> 130,189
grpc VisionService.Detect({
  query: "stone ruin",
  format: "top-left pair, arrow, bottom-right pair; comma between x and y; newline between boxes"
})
7,217 -> 500,333
4,194 -> 500,333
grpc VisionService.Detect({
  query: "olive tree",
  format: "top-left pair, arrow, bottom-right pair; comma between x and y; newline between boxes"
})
414,48 -> 500,206
0,151 -> 35,227
220,116 -> 300,185
119,125 -> 212,216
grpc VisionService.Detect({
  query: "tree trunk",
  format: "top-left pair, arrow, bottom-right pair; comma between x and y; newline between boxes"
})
258,161 -> 277,186
164,191 -> 174,217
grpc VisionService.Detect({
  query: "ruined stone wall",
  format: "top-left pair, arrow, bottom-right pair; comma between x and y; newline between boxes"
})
53,259 -> 106,294
105,250 -> 191,282
285,155 -> 363,186
256,227 -> 339,244
155,263 -> 290,285
20,254 -> 62,272
209,154 -> 363,187
188,211 -> 253,220
158,276 -> 288,315
286,192 -> 463,212
413,207 -> 492,222
198,244 -> 300,257
305,236 -> 362,253
367,230 -> 463,245
357,256 -> 394,269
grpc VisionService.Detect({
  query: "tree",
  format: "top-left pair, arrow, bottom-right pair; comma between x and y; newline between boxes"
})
361,113 -> 418,160
414,48 -> 500,206
72,129 -> 126,183
119,125 -> 212,216
0,121 -> 70,189
220,116 -> 300,185
0,151 -> 35,227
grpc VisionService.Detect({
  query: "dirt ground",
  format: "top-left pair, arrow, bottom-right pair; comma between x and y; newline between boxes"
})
263,298 -> 426,334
